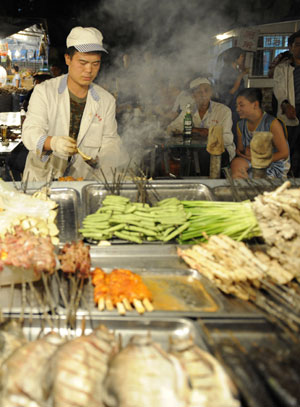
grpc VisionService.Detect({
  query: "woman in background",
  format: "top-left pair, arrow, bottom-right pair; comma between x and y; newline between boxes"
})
230,88 -> 289,179
11,65 -> 21,88
217,47 -> 248,141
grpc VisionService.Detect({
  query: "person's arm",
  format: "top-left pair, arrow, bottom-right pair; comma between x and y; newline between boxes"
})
192,127 -> 208,137
270,119 -> 289,162
273,64 -> 296,119
229,69 -> 248,95
99,96 -> 128,169
22,84 -> 76,158
15,78 -> 20,88
235,124 -> 250,160
166,110 -> 185,134
22,84 -> 50,155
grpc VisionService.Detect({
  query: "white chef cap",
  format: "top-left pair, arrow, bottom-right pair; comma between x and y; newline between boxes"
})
190,77 -> 212,89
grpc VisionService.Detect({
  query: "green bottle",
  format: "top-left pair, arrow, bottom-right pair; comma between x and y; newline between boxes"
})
183,103 -> 192,143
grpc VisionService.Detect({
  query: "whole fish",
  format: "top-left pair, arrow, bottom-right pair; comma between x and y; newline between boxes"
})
169,336 -> 240,407
49,324 -> 116,407
103,334 -> 189,407
0,319 -> 27,366
1,331 -> 64,407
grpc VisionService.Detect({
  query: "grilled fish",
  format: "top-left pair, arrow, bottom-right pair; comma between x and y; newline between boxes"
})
169,336 -> 240,407
1,331 -> 64,407
50,324 -> 116,407
0,320 -> 27,367
103,334 -> 189,407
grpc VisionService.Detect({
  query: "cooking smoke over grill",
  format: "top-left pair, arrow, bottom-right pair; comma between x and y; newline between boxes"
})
77,0 -> 293,169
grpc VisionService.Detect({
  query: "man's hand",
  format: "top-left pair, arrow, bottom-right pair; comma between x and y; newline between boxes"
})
50,136 -> 77,156
282,102 -> 297,120
192,127 -> 209,137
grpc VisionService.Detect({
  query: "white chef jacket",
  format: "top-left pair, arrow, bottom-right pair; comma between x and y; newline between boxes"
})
22,75 -> 128,181
273,60 -> 299,126
167,100 -> 236,161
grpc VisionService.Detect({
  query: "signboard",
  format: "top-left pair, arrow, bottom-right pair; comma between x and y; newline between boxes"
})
237,28 -> 259,52
0,43 -> 8,56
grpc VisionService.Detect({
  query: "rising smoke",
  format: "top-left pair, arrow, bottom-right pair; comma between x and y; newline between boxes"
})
76,0 -> 292,170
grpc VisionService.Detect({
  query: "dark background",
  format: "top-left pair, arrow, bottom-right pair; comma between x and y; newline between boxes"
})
2,0 -> 300,49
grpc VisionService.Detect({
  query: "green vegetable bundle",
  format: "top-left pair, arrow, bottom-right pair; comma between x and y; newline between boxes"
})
178,200 -> 261,244
79,195 -> 190,244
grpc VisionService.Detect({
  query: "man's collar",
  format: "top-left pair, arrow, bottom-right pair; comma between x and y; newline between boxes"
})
194,100 -> 212,114
58,74 -> 100,101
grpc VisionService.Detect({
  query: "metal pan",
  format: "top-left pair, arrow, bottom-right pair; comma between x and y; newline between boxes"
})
27,187 -> 81,243
11,315 -> 207,351
71,266 -> 222,318
81,182 -> 214,218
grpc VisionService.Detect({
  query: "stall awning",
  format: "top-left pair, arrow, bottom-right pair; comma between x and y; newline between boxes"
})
0,17 -> 47,40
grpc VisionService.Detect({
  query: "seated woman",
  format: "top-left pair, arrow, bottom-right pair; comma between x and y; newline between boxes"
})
231,88 -> 289,179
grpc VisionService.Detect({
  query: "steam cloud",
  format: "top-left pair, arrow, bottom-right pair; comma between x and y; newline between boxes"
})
76,0 -> 294,170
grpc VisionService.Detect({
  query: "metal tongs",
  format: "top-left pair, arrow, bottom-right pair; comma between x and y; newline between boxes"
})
77,148 -> 99,169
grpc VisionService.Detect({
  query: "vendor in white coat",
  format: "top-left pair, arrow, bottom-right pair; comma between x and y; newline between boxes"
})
22,26 -> 128,181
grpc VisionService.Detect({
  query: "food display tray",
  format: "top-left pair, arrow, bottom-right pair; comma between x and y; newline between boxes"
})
14,316 -> 207,351
197,319 -> 299,407
197,318 -> 286,349
28,187 -> 81,242
212,178 -> 300,202
81,182 -> 214,218
49,188 -> 81,242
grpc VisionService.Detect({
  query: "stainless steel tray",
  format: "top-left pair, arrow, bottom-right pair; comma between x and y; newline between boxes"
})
12,316 -> 207,351
28,187 -> 81,242
72,265 -> 222,318
85,245 -> 264,319
213,179 -> 300,202
197,318 -> 285,348
197,319 -> 298,407
81,182 -> 214,217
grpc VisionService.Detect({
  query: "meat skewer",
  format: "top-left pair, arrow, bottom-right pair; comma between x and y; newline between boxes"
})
92,268 -> 154,315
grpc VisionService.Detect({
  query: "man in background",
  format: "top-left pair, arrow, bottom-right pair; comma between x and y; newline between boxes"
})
273,31 -> 300,177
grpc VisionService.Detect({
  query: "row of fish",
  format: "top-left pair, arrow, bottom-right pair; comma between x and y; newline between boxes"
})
0,319 -> 240,407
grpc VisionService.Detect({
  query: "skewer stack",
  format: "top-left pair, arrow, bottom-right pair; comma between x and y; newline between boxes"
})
92,268 -> 154,315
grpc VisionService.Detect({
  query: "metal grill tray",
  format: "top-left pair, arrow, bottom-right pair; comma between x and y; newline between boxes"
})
81,182 -> 214,218
213,178 -> 300,202
28,187 -> 81,243
16,316 -> 207,351
0,275 -> 59,315
197,318 -> 286,349
70,264 -> 221,318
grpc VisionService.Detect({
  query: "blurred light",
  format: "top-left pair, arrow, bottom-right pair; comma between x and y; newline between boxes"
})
15,50 -> 20,58
216,33 -> 230,41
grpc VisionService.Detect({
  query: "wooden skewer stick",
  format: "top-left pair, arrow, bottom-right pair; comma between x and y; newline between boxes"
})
123,298 -> 133,311
98,297 -> 105,311
133,298 -> 145,314
116,302 -> 126,315
105,299 -> 114,311
143,298 -> 154,312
